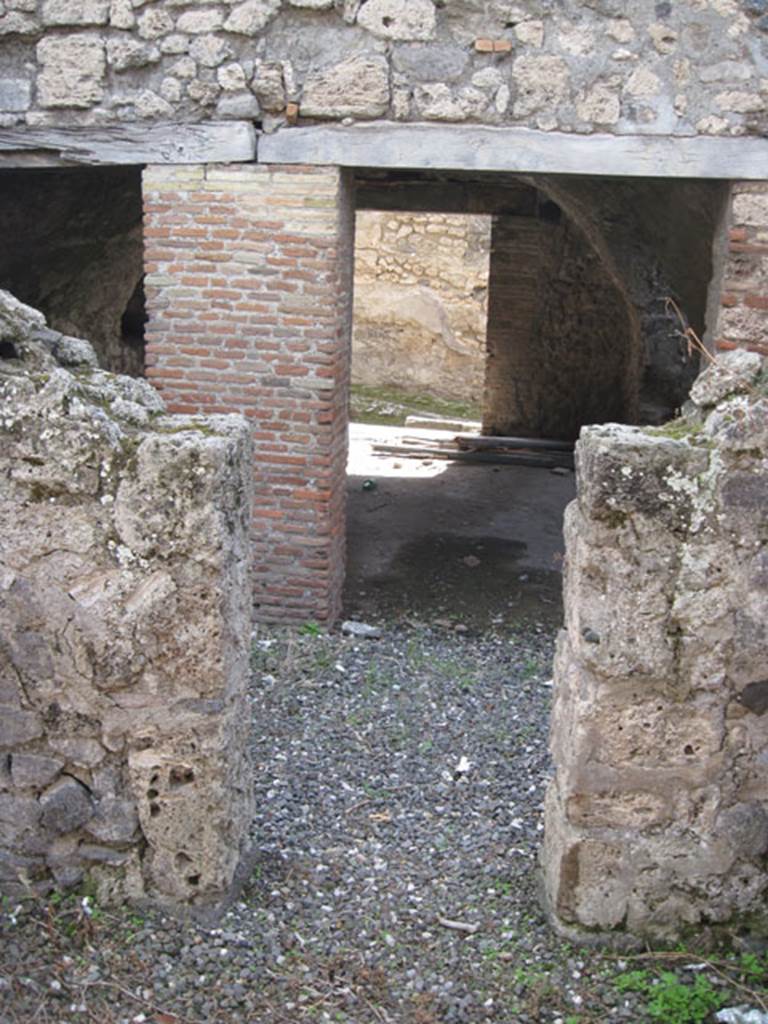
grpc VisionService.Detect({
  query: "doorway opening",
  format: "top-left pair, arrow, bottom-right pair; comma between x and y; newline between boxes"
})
343,168 -> 730,628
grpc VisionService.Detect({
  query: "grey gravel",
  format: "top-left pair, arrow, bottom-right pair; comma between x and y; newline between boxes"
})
1,619 -> 764,1023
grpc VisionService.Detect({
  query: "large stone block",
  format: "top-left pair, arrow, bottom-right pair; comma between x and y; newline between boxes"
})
36,34 -> 106,109
301,55 -> 390,119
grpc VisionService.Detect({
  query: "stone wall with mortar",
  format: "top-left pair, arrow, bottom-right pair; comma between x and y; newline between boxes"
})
543,349 -> 768,943
352,210 -> 489,405
0,290 -> 254,908
142,162 -> 354,624
1,1 -> 766,136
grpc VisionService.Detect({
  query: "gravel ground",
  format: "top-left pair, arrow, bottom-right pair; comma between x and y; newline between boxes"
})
2,618 -> 766,1024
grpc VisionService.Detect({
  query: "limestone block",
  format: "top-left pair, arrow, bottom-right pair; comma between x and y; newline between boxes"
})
85,798 -> 139,844
0,78 -> 30,112
0,708 -> 44,746
704,395 -> 768,453
36,34 -> 106,109
217,62 -> 247,91
177,7 -> 225,33
563,506 -> 678,682
135,89 -> 175,118
224,0 -> 280,35
576,81 -> 620,125
716,802 -> 768,860
0,11 -> 39,33
110,0 -> 135,29
301,55 -> 389,119
107,38 -> 162,71
565,790 -> 672,829
413,83 -> 488,121
0,289 -> 46,342
39,778 -> 94,834
48,738 -> 106,768
584,698 -> 726,769
357,0 -> 436,40
10,754 -> 63,790
251,61 -> 285,111
0,795 -> 41,846
216,91 -> 260,117
42,0 -> 109,25
287,0 -> 335,6
689,349 -> 763,407
137,6 -> 173,38
189,34 -> 233,67
575,423 -> 707,532
512,55 -> 570,117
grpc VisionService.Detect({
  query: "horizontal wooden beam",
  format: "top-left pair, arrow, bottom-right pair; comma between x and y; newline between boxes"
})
0,122 -> 256,167
260,122 -> 768,180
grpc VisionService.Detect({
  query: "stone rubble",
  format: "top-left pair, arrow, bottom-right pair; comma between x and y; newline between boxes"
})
0,289 -> 254,909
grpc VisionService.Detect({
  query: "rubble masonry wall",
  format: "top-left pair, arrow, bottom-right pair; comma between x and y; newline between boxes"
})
1,0 -> 766,138
543,349 -> 768,943
0,291 -> 254,908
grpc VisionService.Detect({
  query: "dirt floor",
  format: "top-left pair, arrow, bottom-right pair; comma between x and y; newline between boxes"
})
344,424 -> 576,630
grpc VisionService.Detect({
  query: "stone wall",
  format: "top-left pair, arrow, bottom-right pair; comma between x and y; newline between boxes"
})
143,162 -> 354,624
0,290 -> 254,908
352,210 -> 489,405
483,210 -> 639,441
543,349 -> 768,943
1,1 -> 766,136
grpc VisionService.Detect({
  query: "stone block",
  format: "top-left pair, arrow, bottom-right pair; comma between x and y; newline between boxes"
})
0,707 -> 44,747
357,0 -> 436,40
301,56 -> 390,119
0,794 -> 41,844
85,798 -> 139,844
106,38 -> 161,72
41,0 -> 109,25
690,349 -> 763,407
39,777 -> 93,834
10,754 -> 63,790
36,34 -> 106,109
0,79 -> 30,112
575,423 -> 707,532
223,0 -> 280,35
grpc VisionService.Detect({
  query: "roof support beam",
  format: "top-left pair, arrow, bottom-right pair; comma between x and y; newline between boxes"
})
259,122 -> 768,180
0,121 -> 256,168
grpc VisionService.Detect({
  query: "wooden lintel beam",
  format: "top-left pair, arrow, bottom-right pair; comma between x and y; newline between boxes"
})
0,122 -> 257,167
260,122 -> 768,180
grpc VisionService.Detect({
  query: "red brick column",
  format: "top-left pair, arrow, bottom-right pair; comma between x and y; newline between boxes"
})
142,164 -> 355,624
716,182 -> 768,357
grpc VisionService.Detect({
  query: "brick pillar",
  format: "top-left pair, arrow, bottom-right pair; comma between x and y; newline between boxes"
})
142,164 -> 354,623
716,182 -> 768,358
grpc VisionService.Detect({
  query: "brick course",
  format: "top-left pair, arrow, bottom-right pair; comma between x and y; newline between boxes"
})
716,182 -> 768,358
143,163 -> 354,623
